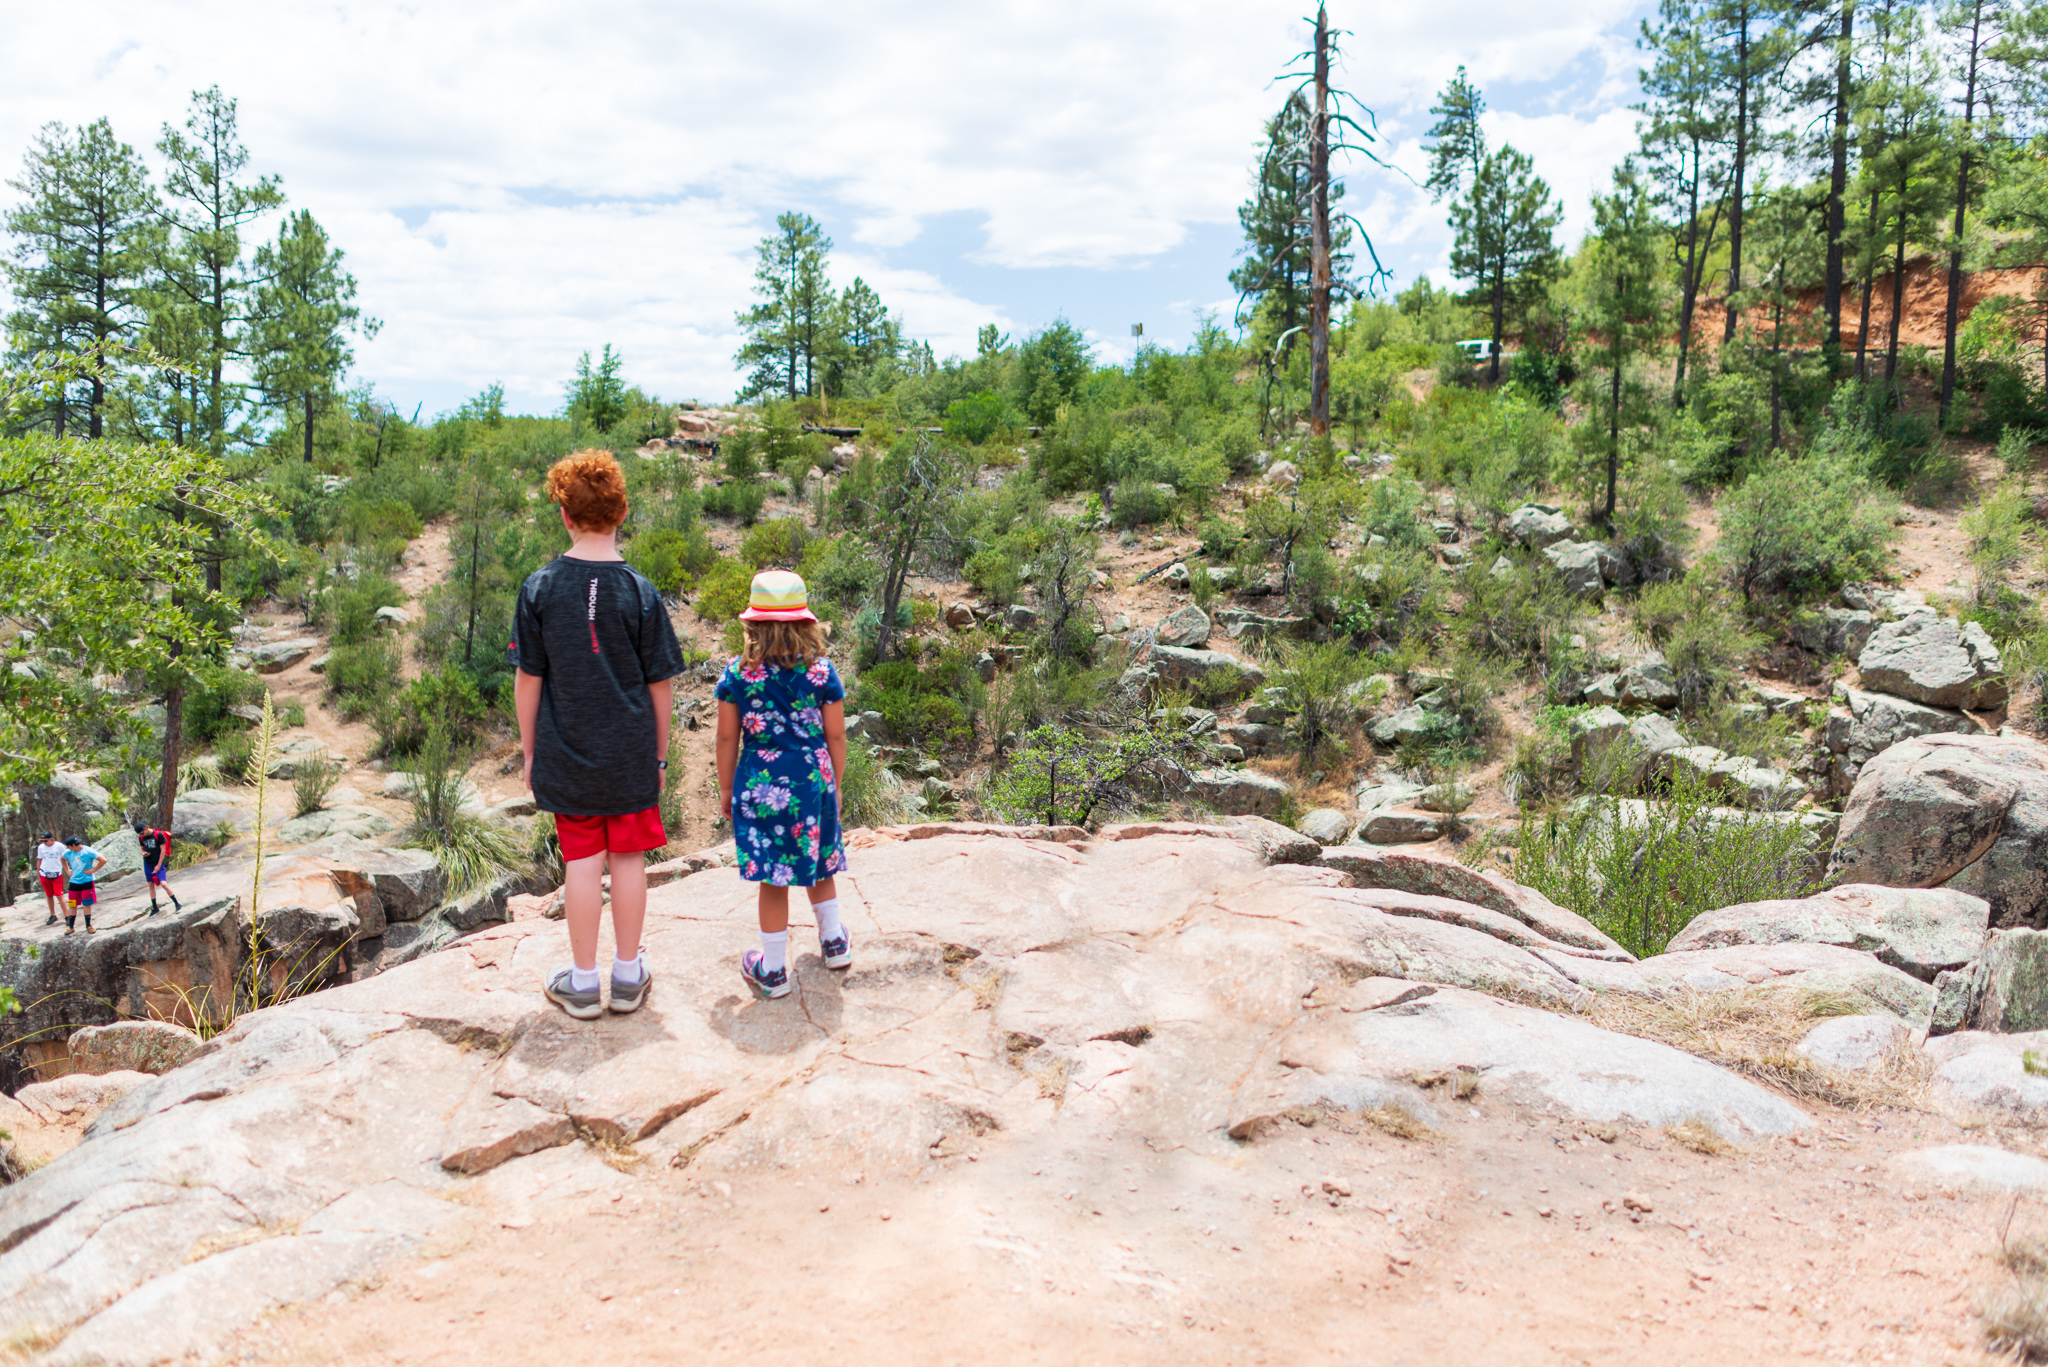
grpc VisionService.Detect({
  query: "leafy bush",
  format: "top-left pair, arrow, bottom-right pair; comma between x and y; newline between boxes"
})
944,391 -> 1016,445
800,536 -> 879,611
740,517 -> 809,568
625,525 -> 717,594
1632,571 -> 1765,712
1997,425 -> 2042,478
325,573 -> 407,647
702,480 -> 768,524
984,723 -> 1185,827
838,737 -> 918,829
398,724 -> 526,894
181,665 -> 265,744
1271,641 -> 1380,768
964,546 -> 1021,605
1511,770 -> 1819,957
1717,452 -> 1897,602
1961,478 -> 2041,645
377,668 -> 488,757
214,728 -> 257,785
857,654 -> 981,749
1109,476 -> 1173,529
292,755 -> 341,817
1362,477 -> 1435,552
324,640 -> 401,719
692,557 -> 755,622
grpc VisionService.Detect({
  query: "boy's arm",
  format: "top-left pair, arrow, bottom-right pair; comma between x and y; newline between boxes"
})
822,701 -> 847,817
515,669 -> 543,791
89,855 -> 107,877
715,702 -> 740,823
649,678 -> 673,766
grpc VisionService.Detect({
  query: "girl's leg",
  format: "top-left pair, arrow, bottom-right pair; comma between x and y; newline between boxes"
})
562,852 -> 607,971
806,876 -> 837,906
758,884 -> 790,933
609,851 -> 648,962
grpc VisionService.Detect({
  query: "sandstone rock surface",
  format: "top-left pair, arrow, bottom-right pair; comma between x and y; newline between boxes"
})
0,829 -> 1821,1358
1665,884 -> 1988,981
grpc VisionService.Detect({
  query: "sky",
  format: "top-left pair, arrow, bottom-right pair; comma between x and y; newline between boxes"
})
0,1 -> 1655,418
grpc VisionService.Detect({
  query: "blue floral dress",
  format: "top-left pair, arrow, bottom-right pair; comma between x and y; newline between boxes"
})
715,655 -> 849,887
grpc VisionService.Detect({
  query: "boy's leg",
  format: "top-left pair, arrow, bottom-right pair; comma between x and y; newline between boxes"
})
562,852 -> 607,971
608,851 -> 647,963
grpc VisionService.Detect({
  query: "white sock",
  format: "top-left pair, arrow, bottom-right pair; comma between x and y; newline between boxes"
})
760,930 -> 788,975
812,897 -> 844,942
569,965 -> 600,992
613,952 -> 646,984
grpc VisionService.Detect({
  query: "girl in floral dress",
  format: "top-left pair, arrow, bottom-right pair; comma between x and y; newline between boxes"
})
715,570 -> 851,999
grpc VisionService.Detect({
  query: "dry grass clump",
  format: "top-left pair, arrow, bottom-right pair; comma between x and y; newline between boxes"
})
1358,1103 -> 1436,1142
1663,1118 -> 1734,1156
1982,1277 -> 2048,1360
1580,986 -> 1933,1113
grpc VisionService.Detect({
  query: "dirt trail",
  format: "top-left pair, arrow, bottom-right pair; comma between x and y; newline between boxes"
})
225,1102 -> 2019,1366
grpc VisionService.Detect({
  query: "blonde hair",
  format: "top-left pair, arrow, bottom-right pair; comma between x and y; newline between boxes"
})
544,449 -> 629,530
742,618 -> 829,670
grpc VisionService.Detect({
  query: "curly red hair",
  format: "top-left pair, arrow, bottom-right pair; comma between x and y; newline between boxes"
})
545,449 -> 629,531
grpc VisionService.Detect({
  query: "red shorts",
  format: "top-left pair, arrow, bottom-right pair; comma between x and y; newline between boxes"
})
554,807 -> 667,862
38,874 -> 62,898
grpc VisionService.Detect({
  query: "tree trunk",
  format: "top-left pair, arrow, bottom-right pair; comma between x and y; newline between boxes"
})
303,392 -> 316,463
1489,266 -> 1506,383
0,814 -> 14,909
1722,13 -> 1753,345
157,682 -> 184,833
1607,315 -> 1623,524
1770,291 -> 1785,448
1824,0 -> 1855,355
1306,5 -> 1333,438
1856,184 -> 1881,380
1676,167 -> 1702,408
1938,1 -> 1982,428
1885,200 -> 1908,391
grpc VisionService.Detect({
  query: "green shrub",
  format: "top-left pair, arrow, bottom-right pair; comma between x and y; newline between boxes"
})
181,665 -> 265,744
625,525 -> 717,594
324,640 -> 401,719
944,391 -> 1016,444
337,496 -> 423,547
838,737 -> 918,829
1109,476 -> 1172,529
800,536 -> 879,611
857,655 -> 981,749
214,728 -> 257,785
398,723 -> 526,894
1718,452 -> 1897,602
703,480 -> 768,524
1961,478 -> 2041,645
278,697 -> 307,729
984,723 -> 1186,827
377,668 -> 489,756
740,517 -> 809,568
1511,770 -> 1819,957
692,558 -> 755,622
964,547 -> 1021,605
1997,425 -> 2042,477
326,574 -> 407,647
292,755 -> 341,817
1633,571 -> 1765,712
1209,413 -> 1262,474
1271,641 -> 1379,768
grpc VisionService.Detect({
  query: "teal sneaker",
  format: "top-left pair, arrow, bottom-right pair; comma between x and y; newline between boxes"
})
741,950 -> 790,1000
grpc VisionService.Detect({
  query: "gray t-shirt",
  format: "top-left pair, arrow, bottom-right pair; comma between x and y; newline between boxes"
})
511,556 -> 685,816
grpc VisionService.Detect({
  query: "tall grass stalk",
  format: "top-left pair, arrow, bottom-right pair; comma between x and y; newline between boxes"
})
399,722 -> 526,894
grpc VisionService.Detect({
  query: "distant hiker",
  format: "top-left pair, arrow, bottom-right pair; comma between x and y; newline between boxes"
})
513,449 -> 684,1020
59,837 -> 105,935
715,570 -> 851,1000
33,832 -> 65,926
135,823 -> 181,916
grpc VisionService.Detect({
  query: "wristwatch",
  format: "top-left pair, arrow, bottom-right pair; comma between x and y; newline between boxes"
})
657,760 -> 668,770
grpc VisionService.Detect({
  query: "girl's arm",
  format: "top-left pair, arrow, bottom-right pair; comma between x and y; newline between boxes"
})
715,701 -> 740,823
649,678 -> 673,766
821,701 -> 847,817
515,669 -> 543,791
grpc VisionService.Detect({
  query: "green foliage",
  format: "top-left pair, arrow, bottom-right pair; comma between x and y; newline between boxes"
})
943,391 -> 1016,444
1633,571 -> 1766,713
624,525 -> 717,595
1109,477 -> 1172,529
1012,320 -> 1093,425
702,480 -> 768,524
1961,478 -> 2041,644
1997,425 -> 2042,478
1511,770 -> 1819,958
984,722 -> 1182,827
292,754 -> 341,817
1271,642 -> 1380,768
856,653 -> 982,749
1717,452 -> 1897,602
323,639 -> 400,720
1397,388 -> 1560,522
740,517 -> 809,568
180,664 -> 265,744
323,572 -> 406,646
837,737 -> 917,829
397,723 -> 526,894
566,344 -> 629,431
692,558 -> 755,622
213,728 -> 257,785
800,535 -> 879,611
376,667 -> 488,757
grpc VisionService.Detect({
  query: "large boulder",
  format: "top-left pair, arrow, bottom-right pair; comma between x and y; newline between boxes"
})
1953,929 -> 2048,1032
247,638 -> 320,674
1792,608 -> 1876,659
1923,1030 -> 2048,1115
1566,706 -> 1630,772
1294,808 -> 1353,845
1828,733 -> 2048,929
1820,684 -> 1985,797
1153,605 -> 1211,649
1147,646 -> 1265,703
1312,844 -> 1628,957
1355,810 -> 1444,844
327,849 -> 445,924
1604,942 -> 1936,1024
1856,615 -> 2008,710
1666,884 -> 1989,982
1504,504 -> 1577,549
66,1021 -> 204,1077
1189,768 -> 1290,817
275,807 -> 395,845
1541,540 -> 1603,597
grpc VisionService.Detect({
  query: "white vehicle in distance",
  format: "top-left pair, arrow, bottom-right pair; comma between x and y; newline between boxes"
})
1456,338 -> 1501,362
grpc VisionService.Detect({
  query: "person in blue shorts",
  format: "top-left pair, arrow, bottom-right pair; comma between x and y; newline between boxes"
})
134,823 -> 182,916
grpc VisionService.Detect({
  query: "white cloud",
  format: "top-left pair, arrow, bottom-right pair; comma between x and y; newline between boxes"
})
0,0 -> 1655,410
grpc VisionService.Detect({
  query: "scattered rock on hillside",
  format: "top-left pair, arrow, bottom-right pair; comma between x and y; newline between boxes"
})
1542,540 -> 1603,597
66,1021 -> 204,1077
1614,942 -> 1935,1024
1505,504 -> 1577,549
1953,929 -> 2048,1032
1567,706 -> 1629,770
1262,460 -> 1300,488
1356,810 -> 1443,843
1923,1032 -> 2048,1115
1666,884 -> 1989,982
247,638 -> 320,673
264,735 -> 331,780
1155,605 -> 1211,649
1295,808 -> 1353,845
1793,608 -> 1876,659
1821,685 -> 1985,797
1312,845 -> 1628,957
1856,615 -> 2008,710
1617,655 -> 1679,709
276,807 -> 394,844
1893,1143 -> 2048,1192
1828,732 -> 2048,928
15,1071 -> 154,1126
1794,1014 -> 1909,1072
327,848 -> 445,924
171,803 -> 252,841
1190,767 -> 1290,817
1148,646 -> 1265,703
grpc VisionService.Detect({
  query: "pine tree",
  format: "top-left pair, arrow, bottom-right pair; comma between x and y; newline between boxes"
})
1229,91 -> 1350,358
1,119 -> 155,438
1706,0 -> 1791,343
734,212 -> 833,401
1584,167 -> 1669,522
821,277 -> 898,397
1426,73 -> 1562,382
1936,0 -> 2025,425
250,209 -> 373,461
152,86 -> 284,457
1637,1 -> 1732,404
567,344 -> 628,430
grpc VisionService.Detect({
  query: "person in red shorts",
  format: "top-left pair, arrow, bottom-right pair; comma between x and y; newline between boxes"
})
33,832 -> 66,926
512,449 -> 684,1020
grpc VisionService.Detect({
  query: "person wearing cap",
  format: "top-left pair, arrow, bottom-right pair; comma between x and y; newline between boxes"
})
513,449 -> 686,1020
58,837 -> 105,934
32,831 -> 66,925
134,822 -> 181,916
714,569 -> 851,1000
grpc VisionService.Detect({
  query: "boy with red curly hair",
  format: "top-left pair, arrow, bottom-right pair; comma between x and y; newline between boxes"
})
513,449 -> 685,1019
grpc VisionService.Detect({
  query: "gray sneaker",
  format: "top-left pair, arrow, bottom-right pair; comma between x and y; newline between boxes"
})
543,966 -> 602,1020
609,963 -> 652,1014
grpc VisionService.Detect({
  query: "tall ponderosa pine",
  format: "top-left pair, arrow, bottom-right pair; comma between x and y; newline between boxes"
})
1784,0 -> 1859,353
567,344 -> 628,430
734,212 -> 833,401
1852,0 -> 1949,393
2,119 -> 155,438
1936,0 -> 2022,425
1708,0 -> 1789,343
250,209 -> 372,461
822,277 -> 899,397
1426,70 -> 1563,382
1230,92 -> 1351,357
1638,2 -> 1731,404
1585,168 -> 1669,522
1742,186 -> 1828,445
153,86 -> 284,457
